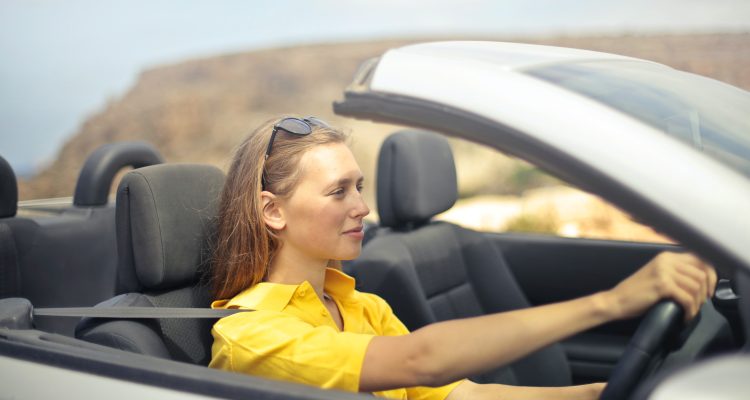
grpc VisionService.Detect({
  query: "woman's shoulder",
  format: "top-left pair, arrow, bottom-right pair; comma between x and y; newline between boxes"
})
349,289 -> 409,335
350,289 -> 398,320
212,309 -> 302,343
351,289 -> 389,308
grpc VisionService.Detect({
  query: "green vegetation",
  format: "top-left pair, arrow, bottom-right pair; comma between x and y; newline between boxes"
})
504,208 -> 559,234
507,164 -> 562,195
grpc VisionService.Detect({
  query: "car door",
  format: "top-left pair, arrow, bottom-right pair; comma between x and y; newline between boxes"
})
488,232 -> 676,382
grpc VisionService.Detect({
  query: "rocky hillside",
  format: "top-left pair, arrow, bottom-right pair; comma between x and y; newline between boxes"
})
19,33 -> 750,209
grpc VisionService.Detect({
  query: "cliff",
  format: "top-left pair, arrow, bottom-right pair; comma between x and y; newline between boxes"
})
19,33 -> 750,207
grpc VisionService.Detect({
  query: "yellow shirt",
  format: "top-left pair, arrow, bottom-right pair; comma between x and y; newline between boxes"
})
209,268 -> 462,399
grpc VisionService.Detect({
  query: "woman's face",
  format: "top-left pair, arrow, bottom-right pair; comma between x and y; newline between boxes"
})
276,142 -> 370,262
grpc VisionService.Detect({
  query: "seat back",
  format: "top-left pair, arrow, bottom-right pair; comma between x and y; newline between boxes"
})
0,155 -> 21,299
1,143 -> 164,336
351,130 -> 571,386
77,163 -> 225,365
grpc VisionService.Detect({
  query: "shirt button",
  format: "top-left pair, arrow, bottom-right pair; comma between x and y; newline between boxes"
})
298,289 -> 306,297
321,310 -> 328,316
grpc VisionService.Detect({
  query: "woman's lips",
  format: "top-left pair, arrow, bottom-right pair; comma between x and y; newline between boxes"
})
343,226 -> 364,240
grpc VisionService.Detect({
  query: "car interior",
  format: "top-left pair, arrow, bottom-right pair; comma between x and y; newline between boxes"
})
0,142 -> 163,336
0,130 -> 746,399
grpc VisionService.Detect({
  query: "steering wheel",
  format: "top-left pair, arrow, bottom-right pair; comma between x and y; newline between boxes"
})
599,301 -> 685,400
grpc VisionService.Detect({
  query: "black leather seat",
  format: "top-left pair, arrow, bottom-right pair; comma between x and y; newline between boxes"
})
1,143 -> 163,336
0,154 -> 22,299
349,130 -> 572,386
76,163 -> 225,365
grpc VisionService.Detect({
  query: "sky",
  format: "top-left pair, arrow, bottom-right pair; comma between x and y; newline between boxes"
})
1,0 -> 748,176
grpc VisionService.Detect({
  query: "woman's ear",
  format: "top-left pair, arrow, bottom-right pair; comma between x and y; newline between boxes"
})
261,191 -> 286,231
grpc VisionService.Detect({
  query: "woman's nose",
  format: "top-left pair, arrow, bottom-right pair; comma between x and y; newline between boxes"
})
351,194 -> 370,219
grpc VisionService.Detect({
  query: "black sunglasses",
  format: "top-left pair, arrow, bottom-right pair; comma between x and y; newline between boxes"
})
262,116 -> 329,190
264,117 -> 329,160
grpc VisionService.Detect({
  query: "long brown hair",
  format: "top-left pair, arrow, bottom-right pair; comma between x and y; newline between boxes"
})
211,116 -> 348,299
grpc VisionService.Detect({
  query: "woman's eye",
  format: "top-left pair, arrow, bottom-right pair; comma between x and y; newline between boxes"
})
329,184 -> 363,197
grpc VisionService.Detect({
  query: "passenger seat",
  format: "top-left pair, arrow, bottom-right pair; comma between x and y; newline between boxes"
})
349,130 -> 572,387
76,163 -> 224,365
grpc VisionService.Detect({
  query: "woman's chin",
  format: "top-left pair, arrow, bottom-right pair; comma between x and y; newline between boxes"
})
338,247 -> 363,261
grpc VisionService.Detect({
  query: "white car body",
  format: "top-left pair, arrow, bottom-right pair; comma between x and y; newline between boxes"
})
338,41 -> 750,275
333,40 -> 750,400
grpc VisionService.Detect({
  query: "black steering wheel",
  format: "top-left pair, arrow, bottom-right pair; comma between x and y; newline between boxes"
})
599,301 -> 685,400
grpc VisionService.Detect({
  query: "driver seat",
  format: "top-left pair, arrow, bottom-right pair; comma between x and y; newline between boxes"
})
76,163 -> 224,365
349,130 -> 572,386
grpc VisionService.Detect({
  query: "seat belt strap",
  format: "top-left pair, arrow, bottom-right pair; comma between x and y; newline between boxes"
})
33,307 -> 251,319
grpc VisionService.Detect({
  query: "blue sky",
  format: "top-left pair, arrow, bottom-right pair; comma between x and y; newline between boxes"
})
1,0 -> 748,176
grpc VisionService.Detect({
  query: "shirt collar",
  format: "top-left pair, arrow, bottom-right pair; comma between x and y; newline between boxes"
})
323,268 -> 356,300
212,268 -> 357,311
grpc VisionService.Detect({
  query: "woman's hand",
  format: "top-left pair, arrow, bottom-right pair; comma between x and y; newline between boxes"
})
604,252 -> 717,321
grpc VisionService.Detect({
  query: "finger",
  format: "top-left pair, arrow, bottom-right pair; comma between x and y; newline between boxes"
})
695,261 -> 718,298
682,255 -> 717,299
675,276 -> 709,313
673,273 -> 701,297
673,274 -> 707,315
675,264 -> 708,301
665,282 -> 700,321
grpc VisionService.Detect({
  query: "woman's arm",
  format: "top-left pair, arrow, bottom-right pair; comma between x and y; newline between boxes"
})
361,285 -> 614,390
447,380 -> 606,400
359,252 -> 716,392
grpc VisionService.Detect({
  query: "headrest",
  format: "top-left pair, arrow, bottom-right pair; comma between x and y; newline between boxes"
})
376,130 -> 457,229
0,155 -> 18,218
115,164 -> 225,293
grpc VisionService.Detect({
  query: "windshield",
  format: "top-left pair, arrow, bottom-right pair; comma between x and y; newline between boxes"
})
526,61 -> 750,178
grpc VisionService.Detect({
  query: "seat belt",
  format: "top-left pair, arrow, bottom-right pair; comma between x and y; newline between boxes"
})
33,307 -> 251,319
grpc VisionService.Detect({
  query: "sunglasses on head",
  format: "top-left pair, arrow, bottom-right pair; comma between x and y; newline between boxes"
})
264,116 -> 329,160
262,116 -> 329,190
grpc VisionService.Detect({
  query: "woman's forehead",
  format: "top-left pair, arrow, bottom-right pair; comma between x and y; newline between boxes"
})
298,143 -> 362,184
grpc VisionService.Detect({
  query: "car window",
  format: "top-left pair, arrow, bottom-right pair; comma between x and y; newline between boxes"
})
436,136 -> 674,244
526,60 -> 750,179
350,123 -> 672,244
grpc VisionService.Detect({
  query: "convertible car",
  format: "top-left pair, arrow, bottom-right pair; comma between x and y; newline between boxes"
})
1,41 -> 748,399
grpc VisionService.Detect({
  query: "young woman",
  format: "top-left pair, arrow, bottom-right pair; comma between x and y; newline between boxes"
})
209,116 -> 716,399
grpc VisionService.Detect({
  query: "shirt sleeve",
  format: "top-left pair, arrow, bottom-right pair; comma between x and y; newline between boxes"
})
369,294 -> 466,400
405,381 -> 464,400
210,310 -> 374,392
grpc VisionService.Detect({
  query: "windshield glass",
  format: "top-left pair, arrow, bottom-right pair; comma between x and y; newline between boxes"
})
526,61 -> 750,178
